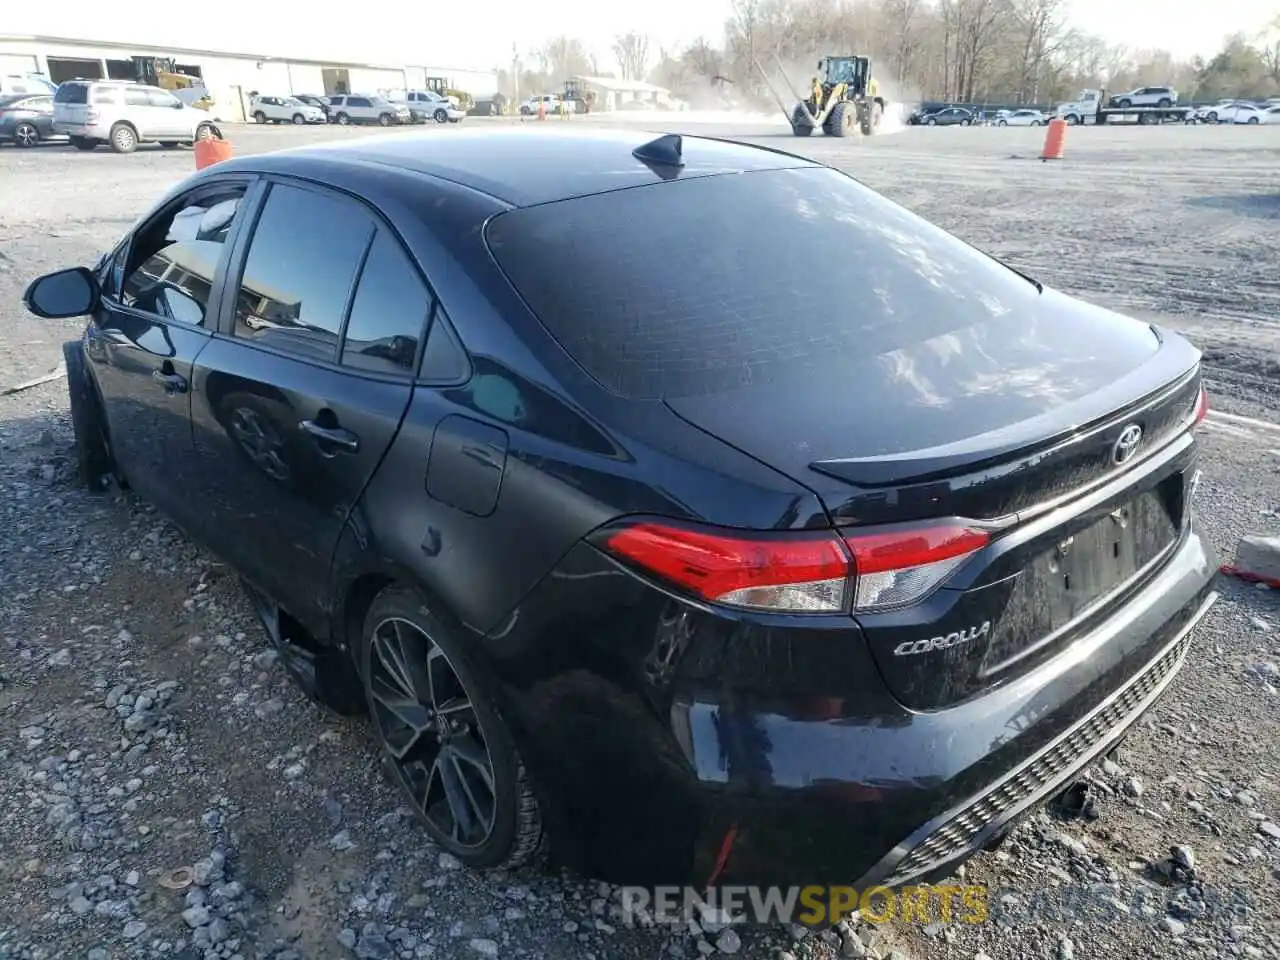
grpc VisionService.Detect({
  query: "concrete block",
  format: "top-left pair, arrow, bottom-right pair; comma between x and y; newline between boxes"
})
1237,534 -> 1280,583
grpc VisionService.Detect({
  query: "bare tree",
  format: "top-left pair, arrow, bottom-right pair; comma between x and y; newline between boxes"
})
883,0 -> 925,86
541,36 -> 593,81
613,32 -> 652,81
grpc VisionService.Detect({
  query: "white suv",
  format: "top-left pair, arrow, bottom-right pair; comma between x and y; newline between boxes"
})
325,95 -> 411,126
53,80 -> 220,153
249,95 -> 326,125
1108,86 -> 1178,108
403,90 -> 465,124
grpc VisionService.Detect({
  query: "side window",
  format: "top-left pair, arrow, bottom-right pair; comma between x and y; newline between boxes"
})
340,229 -> 429,376
118,188 -> 246,325
232,182 -> 374,363
124,87 -> 151,107
351,97 -> 371,108
419,303 -> 469,383
147,89 -> 179,108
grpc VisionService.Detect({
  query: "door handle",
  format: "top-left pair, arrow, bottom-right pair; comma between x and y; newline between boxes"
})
152,370 -> 188,394
299,419 -> 360,454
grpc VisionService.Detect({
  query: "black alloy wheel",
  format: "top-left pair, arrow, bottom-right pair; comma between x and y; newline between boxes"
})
361,588 -> 542,867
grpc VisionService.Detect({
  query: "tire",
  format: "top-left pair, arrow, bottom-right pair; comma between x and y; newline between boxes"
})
1207,112 -> 1218,123
292,113 -> 305,124
109,123 -> 138,154
62,340 -> 114,490
1118,99 -> 1131,109
14,122 -> 40,147
997,119 -> 1007,126
360,585 -> 543,870
253,110 -> 267,124
434,108 -> 448,124
927,117 -> 937,126
790,105 -> 813,136
195,123 -> 217,142
1066,114 -> 1079,125
960,118 -> 971,126
1248,116 -> 1260,124
861,101 -> 881,136
1157,98 -> 1171,108
520,106 -> 531,116
378,113 -> 392,126
336,112 -> 350,125
827,101 -> 854,137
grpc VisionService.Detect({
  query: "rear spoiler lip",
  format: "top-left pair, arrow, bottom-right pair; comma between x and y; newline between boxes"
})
809,343 -> 1200,489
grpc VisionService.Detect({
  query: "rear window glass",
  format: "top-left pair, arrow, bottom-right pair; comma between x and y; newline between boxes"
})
54,84 -> 88,104
485,166 -> 1041,400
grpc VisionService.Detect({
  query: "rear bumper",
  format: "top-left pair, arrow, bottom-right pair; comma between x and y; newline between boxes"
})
490,524 -> 1218,887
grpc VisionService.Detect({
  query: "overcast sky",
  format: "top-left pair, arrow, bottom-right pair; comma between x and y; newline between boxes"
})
7,0 -> 1275,72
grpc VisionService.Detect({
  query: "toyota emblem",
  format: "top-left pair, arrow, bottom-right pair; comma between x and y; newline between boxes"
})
1112,423 -> 1143,465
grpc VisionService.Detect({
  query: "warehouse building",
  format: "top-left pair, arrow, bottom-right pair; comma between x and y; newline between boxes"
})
573,75 -> 675,111
0,34 -> 498,121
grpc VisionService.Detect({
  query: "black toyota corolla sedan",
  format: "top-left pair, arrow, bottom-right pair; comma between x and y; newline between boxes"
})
23,127 -> 1218,891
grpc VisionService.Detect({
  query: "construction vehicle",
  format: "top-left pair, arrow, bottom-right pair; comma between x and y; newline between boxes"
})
756,54 -> 885,137
563,78 -> 595,114
131,56 -> 214,110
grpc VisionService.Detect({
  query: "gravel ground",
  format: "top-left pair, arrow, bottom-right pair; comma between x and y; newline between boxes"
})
1,119 -> 1278,960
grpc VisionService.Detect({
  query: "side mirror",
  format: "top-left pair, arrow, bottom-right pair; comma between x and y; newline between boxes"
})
23,267 -> 100,319
173,100 -> 184,108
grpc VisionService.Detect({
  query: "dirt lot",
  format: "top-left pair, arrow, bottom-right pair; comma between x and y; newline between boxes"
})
1,119 -> 1278,960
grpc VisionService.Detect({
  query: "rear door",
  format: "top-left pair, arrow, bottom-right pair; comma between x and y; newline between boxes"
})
87,177 -> 258,525
191,178 -> 422,636
52,82 -> 90,130
145,87 -> 188,137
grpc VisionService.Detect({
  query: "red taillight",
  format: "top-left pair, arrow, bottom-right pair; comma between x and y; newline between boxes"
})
599,518 -> 989,615
1191,383 -> 1208,428
602,522 -> 851,613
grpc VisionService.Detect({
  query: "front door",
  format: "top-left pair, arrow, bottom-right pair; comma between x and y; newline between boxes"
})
191,178 -> 422,636
87,178 -> 257,524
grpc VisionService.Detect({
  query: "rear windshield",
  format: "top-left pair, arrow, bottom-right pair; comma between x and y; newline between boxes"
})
485,166 -> 1041,400
54,84 -> 88,104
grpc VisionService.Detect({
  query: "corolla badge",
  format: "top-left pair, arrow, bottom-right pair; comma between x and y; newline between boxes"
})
1112,423 -> 1143,465
893,621 -> 991,657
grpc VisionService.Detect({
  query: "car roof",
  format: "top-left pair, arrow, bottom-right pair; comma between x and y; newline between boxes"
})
220,127 -> 820,208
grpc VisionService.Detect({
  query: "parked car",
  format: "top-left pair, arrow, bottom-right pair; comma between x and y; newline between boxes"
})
250,95 -> 327,125
519,94 -> 570,115
294,94 -> 331,119
53,80 -> 221,153
1108,86 -> 1177,108
402,90 -> 465,124
0,92 -> 61,147
21,128 -> 1217,889
326,94 -> 411,126
1211,101 -> 1267,124
922,106 -> 974,126
997,108 -> 1047,127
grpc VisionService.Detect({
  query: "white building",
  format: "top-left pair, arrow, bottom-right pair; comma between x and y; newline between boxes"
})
574,75 -> 675,112
0,34 -> 498,120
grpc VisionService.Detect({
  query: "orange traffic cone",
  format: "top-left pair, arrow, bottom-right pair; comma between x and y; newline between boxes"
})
194,133 -> 232,171
1040,118 -> 1066,161
537,100 -> 546,121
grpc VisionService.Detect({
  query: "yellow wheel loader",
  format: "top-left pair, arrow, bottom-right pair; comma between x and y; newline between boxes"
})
756,55 -> 885,138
